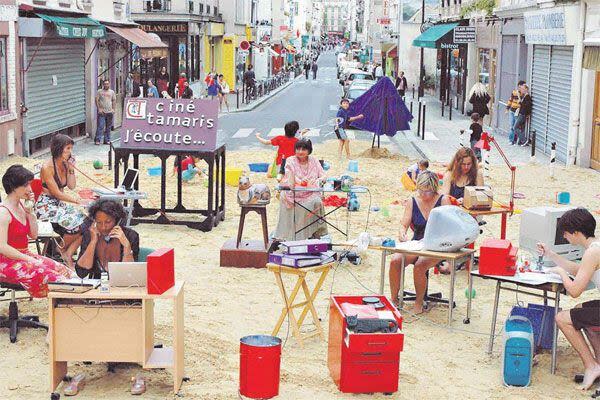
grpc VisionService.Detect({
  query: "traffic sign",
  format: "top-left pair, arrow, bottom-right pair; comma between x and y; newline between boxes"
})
239,40 -> 250,51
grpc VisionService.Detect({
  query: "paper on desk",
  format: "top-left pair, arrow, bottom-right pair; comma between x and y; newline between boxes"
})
395,241 -> 424,251
516,271 -> 563,285
57,278 -> 101,287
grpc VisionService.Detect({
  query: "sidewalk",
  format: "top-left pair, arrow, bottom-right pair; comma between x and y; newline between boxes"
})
392,95 -> 549,166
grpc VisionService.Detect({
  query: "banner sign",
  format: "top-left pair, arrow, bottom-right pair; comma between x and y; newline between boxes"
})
121,98 -> 219,151
524,8 -> 566,45
453,26 -> 476,43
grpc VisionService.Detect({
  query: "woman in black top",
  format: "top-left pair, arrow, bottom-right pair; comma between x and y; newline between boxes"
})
468,82 -> 491,123
76,199 -> 139,279
514,84 -> 533,146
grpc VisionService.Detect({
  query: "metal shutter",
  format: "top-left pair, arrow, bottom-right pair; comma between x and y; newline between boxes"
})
546,46 -> 573,163
23,38 -> 86,140
497,35 -> 518,135
530,45 -> 550,154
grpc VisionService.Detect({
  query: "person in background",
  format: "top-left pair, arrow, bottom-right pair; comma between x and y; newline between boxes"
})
256,121 -> 307,181
537,208 -> 600,390
469,112 -> 483,161
304,59 -> 311,79
35,135 -> 89,269
395,71 -> 408,97
441,147 -> 484,204
406,159 -> 429,185
125,72 -> 134,98
389,171 -> 452,312
95,79 -> 116,145
207,72 -> 219,99
177,72 -> 187,98
505,80 -> 525,145
243,65 -> 256,98
156,66 -> 170,98
336,98 -> 364,160
147,79 -> 159,98
181,81 -> 194,99
311,60 -> 319,80
0,165 -> 73,298
468,82 -> 491,124
374,63 -> 384,80
75,199 -> 139,279
217,74 -> 230,112
514,84 -> 532,146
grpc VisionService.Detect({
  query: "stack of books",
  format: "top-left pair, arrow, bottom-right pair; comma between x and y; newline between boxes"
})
269,239 -> 337,268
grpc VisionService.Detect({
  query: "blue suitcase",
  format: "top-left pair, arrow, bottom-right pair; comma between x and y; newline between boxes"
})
503,315 -> 534,387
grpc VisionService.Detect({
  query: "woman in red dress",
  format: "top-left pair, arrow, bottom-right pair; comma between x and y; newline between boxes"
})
0,165 -> 73,298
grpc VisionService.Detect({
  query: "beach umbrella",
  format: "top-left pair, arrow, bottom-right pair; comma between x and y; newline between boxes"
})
347,77 -> 414,148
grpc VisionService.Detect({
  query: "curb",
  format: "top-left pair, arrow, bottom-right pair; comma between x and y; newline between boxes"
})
226,76 -> 299,114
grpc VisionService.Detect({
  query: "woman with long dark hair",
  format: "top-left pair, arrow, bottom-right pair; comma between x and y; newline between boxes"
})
441,147 -> 484,203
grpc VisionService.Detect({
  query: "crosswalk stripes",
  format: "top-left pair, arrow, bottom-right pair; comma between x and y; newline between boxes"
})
231,128 -> 255,138
423,131 -> 439,141
267,128 -> 285,137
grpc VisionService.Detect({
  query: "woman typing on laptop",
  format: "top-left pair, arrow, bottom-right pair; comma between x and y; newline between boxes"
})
76,199 -> 139,279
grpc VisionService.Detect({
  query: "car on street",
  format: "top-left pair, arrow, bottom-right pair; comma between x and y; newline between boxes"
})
344,80 -> 376,102
340,68 -> 374,95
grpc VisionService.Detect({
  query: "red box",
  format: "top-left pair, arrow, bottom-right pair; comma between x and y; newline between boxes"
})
479,239 -> 518,276
328,295 -> 404,394
146,248 -> 175,294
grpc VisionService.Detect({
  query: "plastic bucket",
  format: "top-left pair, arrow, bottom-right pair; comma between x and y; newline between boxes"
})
225,168 -> 243,187
556,192 -> 570,204
248,163 -> 270,173
147,166 -> 162,176
239,335 -> 281,399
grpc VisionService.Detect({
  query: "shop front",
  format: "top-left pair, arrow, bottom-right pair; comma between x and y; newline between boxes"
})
581,6 -> 600,171
19,13 -> 105,155
0,1 -> 20,158
471,20 -> 499,124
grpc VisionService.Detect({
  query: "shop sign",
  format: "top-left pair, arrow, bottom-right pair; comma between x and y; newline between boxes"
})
524,8 -> 566,45
279,25 -> 288,32
440,43 -> 460,49
377,18 -> 391,25
0,5 -> 18,21
454,26 -> 476,43
121,98 -> 219,151
140,23 -> 188,35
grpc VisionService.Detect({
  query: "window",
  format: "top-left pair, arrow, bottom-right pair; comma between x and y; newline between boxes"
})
207,5 -> 211,15
146,0 -> 171,12
1,37 -> 9,113
199,3 -> 204,13
214,6 -> 218,16
189,1 -> 194,13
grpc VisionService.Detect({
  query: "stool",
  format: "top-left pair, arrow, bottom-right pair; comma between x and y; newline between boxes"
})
237,205 -> 268,249
268,262 -> 333,347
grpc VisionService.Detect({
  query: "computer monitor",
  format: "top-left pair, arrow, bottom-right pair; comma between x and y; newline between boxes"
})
519,206 -> 584,266
120,168 -> 138,191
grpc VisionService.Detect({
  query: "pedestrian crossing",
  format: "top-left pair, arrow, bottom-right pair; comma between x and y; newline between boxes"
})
231,128 -> 255,139
228,127 -> 371,141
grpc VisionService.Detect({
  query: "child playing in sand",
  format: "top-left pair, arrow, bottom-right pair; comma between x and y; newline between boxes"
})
469,113 -> 483,161
172,155 -> 203,179
255,121 -> 308,180
335,99 -> 364,160
401,159 -> 429,191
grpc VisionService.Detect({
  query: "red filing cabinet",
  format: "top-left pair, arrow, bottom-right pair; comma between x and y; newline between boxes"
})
328,295 -> 404,394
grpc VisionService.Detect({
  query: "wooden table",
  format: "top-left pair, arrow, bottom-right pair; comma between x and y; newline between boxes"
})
467,271 -> 564,374
465,207 -> 512,239
268,262 -> 333,347
48,282 -> 185,395
372,245 -> 476,325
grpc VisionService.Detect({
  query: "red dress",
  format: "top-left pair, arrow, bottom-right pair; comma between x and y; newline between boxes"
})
0,205 -> 72,298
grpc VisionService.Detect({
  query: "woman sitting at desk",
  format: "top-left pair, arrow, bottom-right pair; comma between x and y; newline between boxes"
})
76,199 -> 139,279
441,147 -> 484,204
0,165 -> 73,298
389,171 -> 451,313
538,208 -> 600,390
35,134 -> 89,269
274,139 -> 328,241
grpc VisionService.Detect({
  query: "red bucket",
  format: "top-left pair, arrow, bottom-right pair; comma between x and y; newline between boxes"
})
239,335 -> 282,399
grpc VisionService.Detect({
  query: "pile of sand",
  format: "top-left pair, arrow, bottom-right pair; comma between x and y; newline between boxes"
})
0,139 -> 598,399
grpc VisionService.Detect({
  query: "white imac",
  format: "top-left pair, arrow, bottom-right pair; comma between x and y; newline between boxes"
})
519,206 -> 584,266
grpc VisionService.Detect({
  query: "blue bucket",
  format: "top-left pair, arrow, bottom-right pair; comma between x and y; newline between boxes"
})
147,166 -> 162,176
248,163 -> 270,173
556,192 -> 570,204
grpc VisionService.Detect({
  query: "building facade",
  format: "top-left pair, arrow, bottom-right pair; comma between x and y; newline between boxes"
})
0,0 -> 20,158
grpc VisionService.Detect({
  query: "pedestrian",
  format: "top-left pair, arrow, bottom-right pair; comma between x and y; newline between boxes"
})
157,66 -> 170,97
125,72 -> 134,98
217,74 -> 230,112
514,84 -> 532,146
181,81 -> 194,99
505,80 -> 525,145
255,121 -> 307,181
335,98 -> 364,160
468,82 -> 491,124
469,112 -> 483,161
395,71 -> 408,97
304,60 -> 310,79
207,73 -> 219,99
146,79 -> 159,98
95,79 -> 116,145
177,72 -> 187,98
311,60 -> 318,80
243,64 -> 256,99
374,63 -> 384,80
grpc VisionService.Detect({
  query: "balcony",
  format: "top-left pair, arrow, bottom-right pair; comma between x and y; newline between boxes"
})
145,0 -> 171,12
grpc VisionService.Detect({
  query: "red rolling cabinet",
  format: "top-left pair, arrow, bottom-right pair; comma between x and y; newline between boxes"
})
327,295 -> 404,394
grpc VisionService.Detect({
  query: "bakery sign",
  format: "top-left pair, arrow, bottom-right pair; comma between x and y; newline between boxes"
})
140,23 -> 188,34
524,8 -> 566,45
121,98 -> 219,151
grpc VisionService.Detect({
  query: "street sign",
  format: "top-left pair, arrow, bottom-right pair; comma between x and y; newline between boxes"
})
453,26 -> 476,43
239,40 -> 250,51
238,49 -> 249,57
377,18 -> 391,25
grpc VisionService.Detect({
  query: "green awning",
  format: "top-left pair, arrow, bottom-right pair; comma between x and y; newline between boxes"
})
412,23 -> 459,49
37,13 -> 105,39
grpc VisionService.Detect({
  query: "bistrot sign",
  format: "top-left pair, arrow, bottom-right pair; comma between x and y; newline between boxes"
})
121,98 -> 219,151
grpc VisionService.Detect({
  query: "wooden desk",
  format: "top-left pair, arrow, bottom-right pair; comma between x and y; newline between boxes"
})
465,207 -> 512,239
267,262 -> 333,347
372,245 -> 476,325
48,282 -> 185,395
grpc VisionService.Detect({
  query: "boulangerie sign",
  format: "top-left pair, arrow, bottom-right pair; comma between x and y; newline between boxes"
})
121,98 -> 219,151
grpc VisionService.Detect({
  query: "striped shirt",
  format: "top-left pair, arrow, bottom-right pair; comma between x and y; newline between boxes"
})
506,89 -> 521,111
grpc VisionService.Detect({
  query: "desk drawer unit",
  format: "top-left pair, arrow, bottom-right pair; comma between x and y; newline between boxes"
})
53,304 -> 143,362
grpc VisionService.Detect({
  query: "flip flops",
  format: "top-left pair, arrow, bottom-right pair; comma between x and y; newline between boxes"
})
63,374 -> 86,396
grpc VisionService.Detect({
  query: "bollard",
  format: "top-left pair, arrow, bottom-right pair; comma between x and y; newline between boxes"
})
236,89 -> 240,110
459,129 -> 465,148
441,97 -> 445,117
483,147 -> 491,178
107,142 -> 112,171
550,142 -> 556,178
530,129 -> 537,161
421,101 -> 427,140
410,100 -> 413,115
449,97 -> 453,121
412,84 -> 415,99
416,100 -> 422,138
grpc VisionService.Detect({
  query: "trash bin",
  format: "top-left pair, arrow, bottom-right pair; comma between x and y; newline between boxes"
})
239,335 -> 282,399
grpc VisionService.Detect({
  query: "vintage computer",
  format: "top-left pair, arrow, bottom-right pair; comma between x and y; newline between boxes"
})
519,206 -> 584,266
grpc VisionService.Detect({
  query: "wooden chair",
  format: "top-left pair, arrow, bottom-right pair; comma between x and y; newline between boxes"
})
236,205 -> 269,249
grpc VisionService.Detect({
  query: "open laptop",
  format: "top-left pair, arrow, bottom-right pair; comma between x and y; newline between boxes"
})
108,262 -> 147,288
94,168 -> 139,196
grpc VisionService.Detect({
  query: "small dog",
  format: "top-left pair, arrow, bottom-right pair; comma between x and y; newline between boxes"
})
237,175 -> 271,205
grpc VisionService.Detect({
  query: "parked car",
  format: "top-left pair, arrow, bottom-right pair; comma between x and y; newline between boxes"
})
344,80 -> 376,102
340,69 -> 374,95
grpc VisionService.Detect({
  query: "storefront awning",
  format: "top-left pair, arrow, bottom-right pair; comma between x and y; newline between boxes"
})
412,23 -> 459,49
36,13 -> 105,39
106,25 -> 168,59
583,47 -> 600,71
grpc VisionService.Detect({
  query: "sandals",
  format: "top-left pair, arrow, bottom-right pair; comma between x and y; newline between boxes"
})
63,374 -> 86,396
131,375 -> 146,395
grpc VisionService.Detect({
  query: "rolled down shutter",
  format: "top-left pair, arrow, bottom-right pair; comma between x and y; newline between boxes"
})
546,46 -> 572,163
24,38 -> 86,140
530,45 -> 550,154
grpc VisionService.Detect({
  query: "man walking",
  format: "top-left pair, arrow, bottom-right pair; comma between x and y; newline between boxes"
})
505,80 -> 525,145
513,84 -> 532,146
374,63 -> 384,81
311,60 -> 318,80
304,59 -> 310,79
395,71 -> 408,97
95,79 -> 116,145
243,64 -> 256,100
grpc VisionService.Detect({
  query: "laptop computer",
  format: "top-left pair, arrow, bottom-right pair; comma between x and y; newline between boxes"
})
108,262 -> 147,288
94,168 -> 139,196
